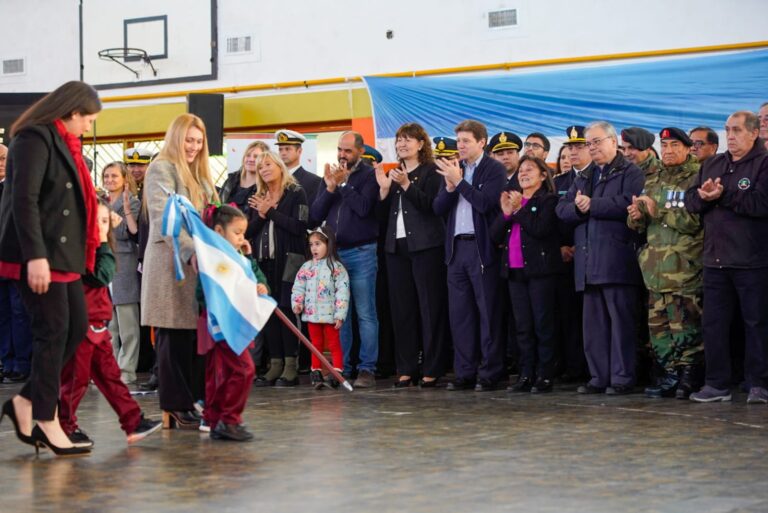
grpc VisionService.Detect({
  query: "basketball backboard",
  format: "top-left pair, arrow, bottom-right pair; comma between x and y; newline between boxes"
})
81,0 -> 217,89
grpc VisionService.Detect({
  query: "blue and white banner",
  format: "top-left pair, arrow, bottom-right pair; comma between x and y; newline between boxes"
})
161,193 -> 276,355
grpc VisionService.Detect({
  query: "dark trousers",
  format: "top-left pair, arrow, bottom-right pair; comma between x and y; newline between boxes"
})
204,342 -> 255,426
447,239 -> 502,383
18,279 -> 87,420
0,279 -> 33,374
703,267 -> 768,389
59,326 -> 141,435
156,328 -> 204,411
583,284 -> 639,387
508,273 -> 558,380
387,241 -> 449,378
555,269 -> 586,376
263,305 -> 298,358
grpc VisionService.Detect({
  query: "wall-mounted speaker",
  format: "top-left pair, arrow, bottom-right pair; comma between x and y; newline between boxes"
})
187,93 -> 224,155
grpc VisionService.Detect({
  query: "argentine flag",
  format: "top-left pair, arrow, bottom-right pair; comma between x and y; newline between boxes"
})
161,192 -> 276,355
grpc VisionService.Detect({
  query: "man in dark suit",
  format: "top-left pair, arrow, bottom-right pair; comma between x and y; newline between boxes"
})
275,129 -> 322,209
556,121 -> 645,395
434,120 -> 507,391
488,131 -> 522,191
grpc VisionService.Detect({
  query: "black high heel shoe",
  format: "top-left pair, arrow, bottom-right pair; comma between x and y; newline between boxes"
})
419,377 -> 439,388
393,377 -> 416,389
0,399 -> 34,446
31,425 -> 91,456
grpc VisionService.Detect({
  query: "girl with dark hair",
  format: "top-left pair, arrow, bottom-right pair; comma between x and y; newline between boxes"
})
493,155 -> 563,394
197,204 -> 269,441
374,122 -> 450,388
291,226 -> 349,389
0,80 -> 101,455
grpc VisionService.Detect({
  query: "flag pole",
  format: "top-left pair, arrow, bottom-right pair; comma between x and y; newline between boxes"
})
272,308 -> 353,392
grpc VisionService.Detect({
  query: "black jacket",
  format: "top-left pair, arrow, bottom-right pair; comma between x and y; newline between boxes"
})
554,170 -> 577,247
219,170 -> 258,213
379,162 -> 445,254
684,142 -> 768,269
293,166 -> 322,206
491,188 -> 564,278
310,160 -> 379,249
246,184 -> 308,306
0,124 -> 88,273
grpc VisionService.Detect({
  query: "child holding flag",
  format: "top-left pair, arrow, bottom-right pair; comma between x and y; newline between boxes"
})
291,226 -> 349,389
197,204 -> 270,442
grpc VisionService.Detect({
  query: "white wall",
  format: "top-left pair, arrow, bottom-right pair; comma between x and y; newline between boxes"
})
1,0 -> 766,97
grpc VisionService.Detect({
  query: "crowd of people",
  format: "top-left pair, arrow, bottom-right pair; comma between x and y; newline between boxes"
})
0,79 -> 767,453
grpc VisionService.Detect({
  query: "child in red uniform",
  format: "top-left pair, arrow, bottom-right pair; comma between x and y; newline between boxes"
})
59,201 -> 162,446
197,205 -> 269,442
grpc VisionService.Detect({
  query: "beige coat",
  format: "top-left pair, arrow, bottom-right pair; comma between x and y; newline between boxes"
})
140,159 -> 213,329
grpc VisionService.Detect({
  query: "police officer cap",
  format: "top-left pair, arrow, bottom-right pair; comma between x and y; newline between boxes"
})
620,127 -> 655,151
487,131 -> 522,153
659,127 -> 693,147
274,129 -> 306,146
433,137 -> 458,157
124,147 -> 152,164
563,125 -> 586,145
361,144 -> 383,164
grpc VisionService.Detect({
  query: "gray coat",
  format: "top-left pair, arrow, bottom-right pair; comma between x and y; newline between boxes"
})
140,159 -> 213,329
110,192 -> 141,305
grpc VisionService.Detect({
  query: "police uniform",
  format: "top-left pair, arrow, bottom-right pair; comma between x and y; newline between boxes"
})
628,127 -> 703,397
487,131 -> 523,191
275,129 -> 322,205
433,137 -> 458,160
362,144 -> 383,164
554,126 -> 587,380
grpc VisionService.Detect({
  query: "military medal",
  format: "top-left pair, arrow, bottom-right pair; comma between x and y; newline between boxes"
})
671,190 -> 678,208
665,190 -> 673,209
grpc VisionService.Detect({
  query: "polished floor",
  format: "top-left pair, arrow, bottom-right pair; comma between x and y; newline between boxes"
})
1,375 -> 767,513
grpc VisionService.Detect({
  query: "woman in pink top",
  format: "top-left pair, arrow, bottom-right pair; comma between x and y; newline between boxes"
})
492,156 -> 564,394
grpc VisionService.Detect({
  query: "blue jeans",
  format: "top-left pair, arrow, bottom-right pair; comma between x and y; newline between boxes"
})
0,279 -> 33,374
339,243 -> 379,374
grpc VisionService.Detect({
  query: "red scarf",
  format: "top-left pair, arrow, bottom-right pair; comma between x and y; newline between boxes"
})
54,119 -> 99,273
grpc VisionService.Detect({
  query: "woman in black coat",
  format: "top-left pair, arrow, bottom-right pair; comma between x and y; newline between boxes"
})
375,123 -> 449,388
246,151 -> 309,387
493,155 -> 564,394
0,81 -> 101,455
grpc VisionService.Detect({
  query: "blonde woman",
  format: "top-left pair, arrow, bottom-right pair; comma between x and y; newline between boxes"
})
219,140 -> 270,211
141,114 -> 218,429
102,161 -> 141,384
247,151 -> 308,387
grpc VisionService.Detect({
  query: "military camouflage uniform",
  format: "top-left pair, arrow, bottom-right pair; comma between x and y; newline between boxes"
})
628,155 -> 703,372
637,153 -> 662,178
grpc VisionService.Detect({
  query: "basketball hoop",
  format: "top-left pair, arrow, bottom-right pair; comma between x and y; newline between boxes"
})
97,47 -> 158,79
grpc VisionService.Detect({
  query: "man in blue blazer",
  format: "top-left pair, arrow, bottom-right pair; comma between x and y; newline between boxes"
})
434,120 -> 507,391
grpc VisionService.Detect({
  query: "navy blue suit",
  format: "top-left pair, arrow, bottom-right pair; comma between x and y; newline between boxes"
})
556,153 -> 644,388
433,154 -> 506,384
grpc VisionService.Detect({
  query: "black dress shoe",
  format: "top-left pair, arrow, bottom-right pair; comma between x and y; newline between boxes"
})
1,399 -> 34,446
446,379 -> 475,391
531,378 -> 553,393
419,378 -> 439,388
507,376 -> 533,393
474,380 -> 497,392
606,384 -> 634,395
31,425 -> 91,456
138,374 -> 158,391
393,377 -> 415,389
577,383 -> 606,394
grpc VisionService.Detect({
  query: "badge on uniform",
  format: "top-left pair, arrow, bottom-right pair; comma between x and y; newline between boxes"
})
738,178 -> 751,190
665,190 -> 673,209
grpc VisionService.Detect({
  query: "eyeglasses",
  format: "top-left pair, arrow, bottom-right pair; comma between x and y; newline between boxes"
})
691,141 -> 710,148
585,136 -> 611,148
524,142 -> 544,150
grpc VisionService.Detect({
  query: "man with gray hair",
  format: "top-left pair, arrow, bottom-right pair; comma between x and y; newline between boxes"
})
556,121 -> 645,395
759,102 -> 768,149
685,110 -> 768,403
